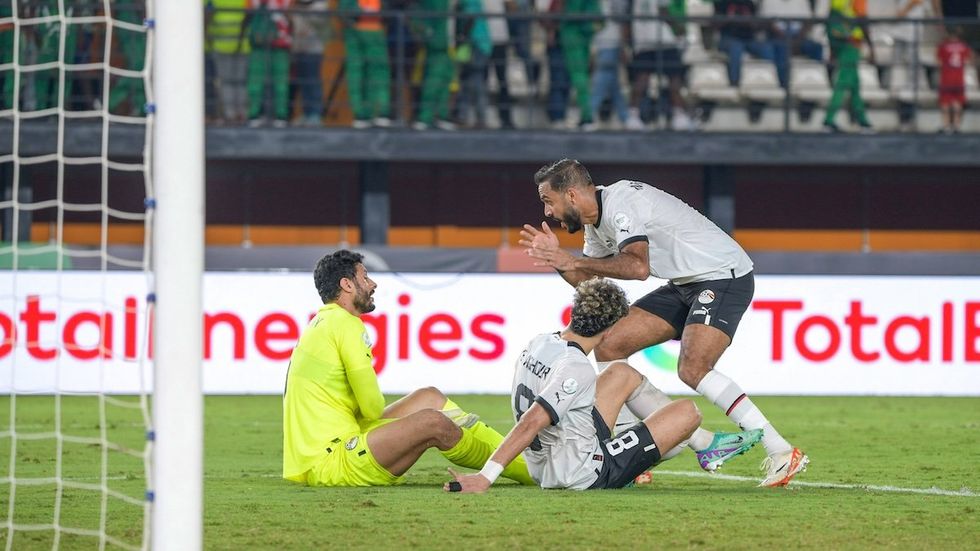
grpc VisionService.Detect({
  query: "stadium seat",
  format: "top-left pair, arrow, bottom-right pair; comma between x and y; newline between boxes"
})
681,22 -> 713,64
917,45 -> 940,68
857,63 -> 891,106
686,0 -> 713,18
689,61 -> 740,104
865,0 -> 893,17
888,65 -> 938,105
502,56 -> 533,99
740,61 -> 785,103
790,60 -> 832,104
964,66 -> 980,105
868,32 -> 896,66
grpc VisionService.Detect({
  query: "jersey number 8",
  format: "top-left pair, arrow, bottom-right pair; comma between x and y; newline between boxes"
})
606,430 -> 639,456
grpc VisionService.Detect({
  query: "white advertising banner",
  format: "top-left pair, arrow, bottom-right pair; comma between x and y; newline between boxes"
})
1,271 -> 978,395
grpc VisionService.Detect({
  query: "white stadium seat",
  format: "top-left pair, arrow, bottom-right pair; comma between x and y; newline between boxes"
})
740,60 -> 786,103
889,65 -> 938,105
857,62 -> 891,106
963,66 -> 980,104
682,22 -> 713,64
790,60 -> 832,104
689,61 -> 740,103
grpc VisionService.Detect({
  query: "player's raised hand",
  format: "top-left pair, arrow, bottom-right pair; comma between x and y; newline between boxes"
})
519,221 -> 560,251
444,467 -> 491,494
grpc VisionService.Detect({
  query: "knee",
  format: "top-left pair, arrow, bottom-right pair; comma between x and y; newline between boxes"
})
682,400 -> 703,428
418,409 -> 460,448
677,352 -> 712,388
415,386 -> 447,405
606,361 -> 640,385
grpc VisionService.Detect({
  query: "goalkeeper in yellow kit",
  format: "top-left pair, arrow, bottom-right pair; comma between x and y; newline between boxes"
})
283,250 -> 534,486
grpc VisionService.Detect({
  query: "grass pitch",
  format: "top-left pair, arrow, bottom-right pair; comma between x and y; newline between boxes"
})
2,394 -> 979,550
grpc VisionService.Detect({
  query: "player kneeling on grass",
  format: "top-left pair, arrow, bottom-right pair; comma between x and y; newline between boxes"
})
283,250 -> 534,487
445,278 -> 761,493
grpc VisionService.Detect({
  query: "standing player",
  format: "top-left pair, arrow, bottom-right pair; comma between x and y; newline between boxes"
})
518,159 -> 808,487
936,27 -> 973,134
446,278 -> 760,493
283,250 -> 534,486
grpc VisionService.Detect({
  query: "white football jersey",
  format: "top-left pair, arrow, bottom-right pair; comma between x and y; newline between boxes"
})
512,332 -> 603,490
583,180 -> 754,285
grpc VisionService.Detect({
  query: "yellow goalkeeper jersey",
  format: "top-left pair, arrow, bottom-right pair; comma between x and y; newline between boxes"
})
283,303 -> 385,483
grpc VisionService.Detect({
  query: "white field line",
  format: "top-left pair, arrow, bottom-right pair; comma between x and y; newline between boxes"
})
654,469 -> 978,497
22,471 -> 978,498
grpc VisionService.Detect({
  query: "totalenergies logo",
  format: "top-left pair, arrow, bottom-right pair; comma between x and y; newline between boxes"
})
754,300 -> 980,363
0,292 -> 508,375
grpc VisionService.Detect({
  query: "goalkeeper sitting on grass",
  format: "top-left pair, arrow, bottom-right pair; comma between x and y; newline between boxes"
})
446,278 -> 761,492
283,250 -> 533,486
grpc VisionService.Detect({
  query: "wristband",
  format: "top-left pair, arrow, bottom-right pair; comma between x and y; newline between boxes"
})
479,460 -> 505,484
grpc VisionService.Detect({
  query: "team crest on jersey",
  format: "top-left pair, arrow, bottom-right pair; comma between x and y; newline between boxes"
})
345,436 -> 359,450
698,290 -> 716,304
562,378 -> 578,394
613,212 -> 632,233
361,331 -> 373,348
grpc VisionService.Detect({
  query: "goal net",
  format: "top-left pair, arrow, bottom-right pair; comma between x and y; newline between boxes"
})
1,1 -> 203,549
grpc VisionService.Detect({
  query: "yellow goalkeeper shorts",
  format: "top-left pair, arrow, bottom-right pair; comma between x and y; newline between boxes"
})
305,420 -> 405,487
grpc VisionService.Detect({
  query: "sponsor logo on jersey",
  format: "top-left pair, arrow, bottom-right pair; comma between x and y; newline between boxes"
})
613,212 -> 631,233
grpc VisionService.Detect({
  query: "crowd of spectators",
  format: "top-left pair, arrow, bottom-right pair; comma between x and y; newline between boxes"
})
0,0 -> 976,132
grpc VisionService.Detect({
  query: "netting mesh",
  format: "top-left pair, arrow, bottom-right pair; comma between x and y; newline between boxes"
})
1,1 -> 154,549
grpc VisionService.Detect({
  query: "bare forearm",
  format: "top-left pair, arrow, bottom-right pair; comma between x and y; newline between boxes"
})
557,267 -> 592,287
489,412 -> 548,467
570,253 -> 648,281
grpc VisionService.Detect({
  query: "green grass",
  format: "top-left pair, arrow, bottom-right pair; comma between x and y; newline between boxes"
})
2,395 -> 979,549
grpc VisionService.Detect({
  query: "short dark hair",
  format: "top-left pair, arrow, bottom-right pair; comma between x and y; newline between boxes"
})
314,250 -> 364,303
533,158 -> 593,193
570,278 -> 629,337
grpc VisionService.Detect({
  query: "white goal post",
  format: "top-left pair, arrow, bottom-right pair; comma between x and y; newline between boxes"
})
151,1 -> 204,550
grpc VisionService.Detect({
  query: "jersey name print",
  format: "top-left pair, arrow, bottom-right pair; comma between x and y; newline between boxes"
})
511,333 -> 603,489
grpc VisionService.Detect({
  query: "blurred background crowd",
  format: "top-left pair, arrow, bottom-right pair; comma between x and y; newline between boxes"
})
2,0 -> 978,133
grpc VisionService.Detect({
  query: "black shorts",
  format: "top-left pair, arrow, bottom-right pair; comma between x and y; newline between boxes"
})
633,270 -> 755,341
588,408 -> 662,490
629,48 -> 686,79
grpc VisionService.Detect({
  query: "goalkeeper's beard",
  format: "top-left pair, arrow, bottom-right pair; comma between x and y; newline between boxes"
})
353,284 -> 376,314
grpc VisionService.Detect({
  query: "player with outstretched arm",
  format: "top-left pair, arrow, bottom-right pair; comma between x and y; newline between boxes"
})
518,159 -> 808,487
445,278 -> 761,493
283,250 -> 534,487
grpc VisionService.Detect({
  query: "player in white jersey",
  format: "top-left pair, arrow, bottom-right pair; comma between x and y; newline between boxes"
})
519,159 -> 809,488
445,279 -> 762,493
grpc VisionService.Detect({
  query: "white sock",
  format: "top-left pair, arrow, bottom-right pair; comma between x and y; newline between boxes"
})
598,360 -> 644,431
624,374 -> 715,452
624,375 -> 671,418
696,370 -> 792,455
660,440 -> 688,462
687,428 -> 715,452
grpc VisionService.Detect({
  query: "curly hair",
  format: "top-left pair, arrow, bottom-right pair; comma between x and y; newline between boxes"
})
570,278 -> 629,337
533,158 -> 593,193
313,250 -> 364,303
